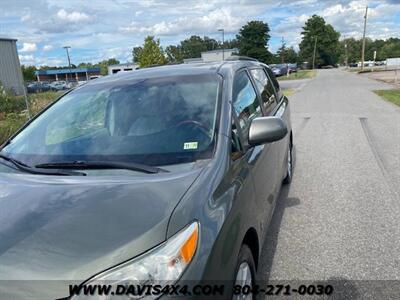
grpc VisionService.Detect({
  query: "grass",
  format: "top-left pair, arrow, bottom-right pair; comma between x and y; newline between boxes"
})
373,89 -> 400,107
282,89 -> 295,97
29,91 -> 61,115
0,91 -> 59,145
278,69 -> 316,81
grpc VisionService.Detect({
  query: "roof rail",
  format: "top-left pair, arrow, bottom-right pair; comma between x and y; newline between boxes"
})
225,56 -> 259,62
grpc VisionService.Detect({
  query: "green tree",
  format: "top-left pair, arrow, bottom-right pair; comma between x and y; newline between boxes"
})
180,35 -> 209,59
77,62 -> 94,68
137,36 -> 167,67
164,36 -> 238,62
277,41 -> 287,64
165,45 -> 184,62
21,65 -> 37,81
132,46 -> 143,63
236,21 -> 272,63
223,39 -> 240,50
285,47 -> 299,63
299,15 -> 341,67
339,37 -> 400,64
380,38 -> 400,59
340,37 -> 361,64
203,36 -> 219,52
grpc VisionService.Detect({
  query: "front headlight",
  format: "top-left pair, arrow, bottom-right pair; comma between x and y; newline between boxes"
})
72,222 -> 198,299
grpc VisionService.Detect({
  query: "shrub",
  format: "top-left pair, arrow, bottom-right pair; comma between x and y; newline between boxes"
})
0,113 -> 28,145
0,84 -> 27,114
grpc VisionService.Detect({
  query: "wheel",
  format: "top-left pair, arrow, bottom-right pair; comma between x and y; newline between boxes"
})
232,245 -> 256,300
283,139 -> 293,184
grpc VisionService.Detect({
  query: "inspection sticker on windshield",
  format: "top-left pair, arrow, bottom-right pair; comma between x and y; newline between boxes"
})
184,142 -> 198,150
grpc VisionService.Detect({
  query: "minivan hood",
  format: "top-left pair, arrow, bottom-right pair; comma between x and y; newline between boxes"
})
0,169 -> 202,282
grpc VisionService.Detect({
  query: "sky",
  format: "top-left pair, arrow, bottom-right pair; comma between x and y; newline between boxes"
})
0,0 -> 399,67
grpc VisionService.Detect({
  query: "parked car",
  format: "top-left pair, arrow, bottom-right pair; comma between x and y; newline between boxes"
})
271,64 -> 289,77
0,59 -> 293,299
50,81 -> 67,91
288,63 -> 298,73
26,81 -> 51,93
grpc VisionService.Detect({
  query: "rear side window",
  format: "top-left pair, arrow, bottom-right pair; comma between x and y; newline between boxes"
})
232,71 -> 261,138
249,68 -> 277,114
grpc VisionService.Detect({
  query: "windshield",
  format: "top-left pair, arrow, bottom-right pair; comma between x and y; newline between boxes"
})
2,74 -> 221,167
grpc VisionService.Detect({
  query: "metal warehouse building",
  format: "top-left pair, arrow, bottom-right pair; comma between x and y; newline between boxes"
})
0,37 -> 25,95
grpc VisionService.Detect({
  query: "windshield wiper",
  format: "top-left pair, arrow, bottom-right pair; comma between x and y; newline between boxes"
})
35,160 -> 169,174
0,153 -> 86,176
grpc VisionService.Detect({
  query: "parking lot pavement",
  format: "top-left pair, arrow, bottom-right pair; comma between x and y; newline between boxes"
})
259,69 -> 400,286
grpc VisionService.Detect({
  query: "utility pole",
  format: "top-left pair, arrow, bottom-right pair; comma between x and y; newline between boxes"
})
361,5 -> 368,71
63,46 -> 72,82
218,29 -> 225,60
312,36 -> 318,69
345,42 -> 348,69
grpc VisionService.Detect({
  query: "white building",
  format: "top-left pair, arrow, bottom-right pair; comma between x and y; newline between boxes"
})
184,49 -> 239,64
108,63 -> 139,75
201,48 -> 238,62
386,58 -> 400,68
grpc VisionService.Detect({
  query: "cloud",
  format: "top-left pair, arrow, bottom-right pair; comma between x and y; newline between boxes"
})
19,43 -> 37,52
56,9 -> 90,23
119,7 -> 245,36
2,0 -> 399,66
19,54 -> 35,64
20,13 -> 31,22
43,45 -> 53,51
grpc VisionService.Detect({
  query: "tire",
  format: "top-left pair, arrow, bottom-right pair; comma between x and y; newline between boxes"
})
232,245 -> 256,300
283,139 -> 293,184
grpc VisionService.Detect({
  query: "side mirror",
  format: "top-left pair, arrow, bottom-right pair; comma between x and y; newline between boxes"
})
248,116 -> 288,146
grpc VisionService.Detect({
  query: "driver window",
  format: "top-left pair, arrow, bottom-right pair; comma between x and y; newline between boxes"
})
232,71 -> 261,142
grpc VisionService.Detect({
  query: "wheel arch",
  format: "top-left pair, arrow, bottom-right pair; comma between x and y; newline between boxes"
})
242,227 -> 260,270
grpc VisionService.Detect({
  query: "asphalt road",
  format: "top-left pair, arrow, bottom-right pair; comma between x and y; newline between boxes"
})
278,78 -> 312,91
259,69 -> 400,298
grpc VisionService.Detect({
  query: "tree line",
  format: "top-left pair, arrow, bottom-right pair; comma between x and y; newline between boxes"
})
340,37 -> 400,64
130,16 -> 343,68
21,15 -> 400,81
